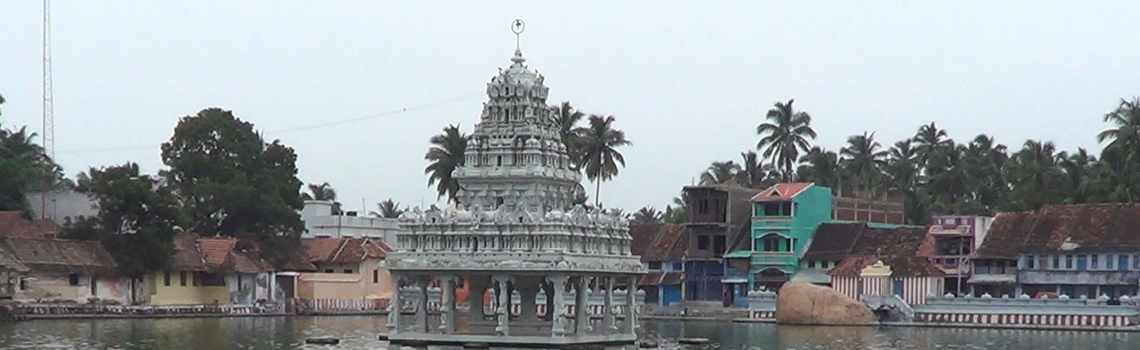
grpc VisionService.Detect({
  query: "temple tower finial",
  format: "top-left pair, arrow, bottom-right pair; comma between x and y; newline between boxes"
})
511,19 -> 526,57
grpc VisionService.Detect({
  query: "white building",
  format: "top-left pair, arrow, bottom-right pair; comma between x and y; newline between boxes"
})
300,200 -> 399,244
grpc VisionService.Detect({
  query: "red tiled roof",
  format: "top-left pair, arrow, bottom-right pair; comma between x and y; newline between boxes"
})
1,238 -> 118,275
660,271 -> 684,285
0,211 -> 61,238
302,238 -> 345,263
628,224 -> 661,257
751,183 -> 813,202
171,233 -> 208,271
198,238 -> 237,268
973,211 -> 1036,260
637,271 -> 664,286
802,222 -> 865,261
0,241 -> 29,272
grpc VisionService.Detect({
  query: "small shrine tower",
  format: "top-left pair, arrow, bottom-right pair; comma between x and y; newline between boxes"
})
386,20 -> 645,350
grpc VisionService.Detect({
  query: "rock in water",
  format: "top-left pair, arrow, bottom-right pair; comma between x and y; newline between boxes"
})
774,281 -> 877,325
305,338 -> 340,345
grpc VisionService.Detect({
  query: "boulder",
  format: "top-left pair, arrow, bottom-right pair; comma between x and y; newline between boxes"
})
774,281 -> 877,325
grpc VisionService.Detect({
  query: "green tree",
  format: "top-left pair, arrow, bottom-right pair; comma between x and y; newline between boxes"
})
302,182 -> 341,214
372,199 -> 405,219
1097,97 -> 1140,154
796,147 -> 841,191
65,163 -> 181,291
736,151 -> 775,188
913,122 -> 951,171
160,108 -> 304,265
699,161 -> 740,185
424,124 -> 469,203
757,99 -> 816,181
961,135 -> 1009,215
1006,140 -> 1063,211
556,101 -> 587,171
1,121 -> 66,213
839,132 -> 888,194
576,115 -> 631,206
632,206 -> 663,225
663,191 -> 690,224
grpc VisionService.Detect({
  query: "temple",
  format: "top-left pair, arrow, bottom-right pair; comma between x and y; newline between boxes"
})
386,25 -> 644,350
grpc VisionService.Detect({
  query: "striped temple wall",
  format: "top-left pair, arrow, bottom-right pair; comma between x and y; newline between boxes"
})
831,276 -> 943,306
913,295 -> 1140,327
302,298 -> 389,313
16,303 -> 281,316
916,312 -> 1133,327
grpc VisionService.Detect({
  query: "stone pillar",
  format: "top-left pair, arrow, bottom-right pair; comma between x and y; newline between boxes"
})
624,276 -> 637,334
493,275 -> 513,336
470,276 -> 488,322
387,275 -> 402,334
548,275 -> 569,337
544,280 -> 555,321
519,279 -> 541,322
575,276 -> 591,335
415,276 -> 429,333
438,275 -> 457,334
603,276 -> 617,332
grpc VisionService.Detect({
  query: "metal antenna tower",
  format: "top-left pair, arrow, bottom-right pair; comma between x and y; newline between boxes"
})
42,0 -> 54,161
41,0 -> 54,219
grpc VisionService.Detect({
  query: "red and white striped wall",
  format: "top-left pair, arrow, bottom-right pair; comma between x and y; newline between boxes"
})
750,311 -> 776,319
917,312 -> 1134,327
306,298 -> 389,312
830,276 -> 942,305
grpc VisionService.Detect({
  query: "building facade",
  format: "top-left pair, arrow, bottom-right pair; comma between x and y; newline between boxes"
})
301,200 -> 400,244
630,224 -> 686,307
973,205 -> 1140,300
681,185 -> 760,303
926,215 -> 993,295
298,237 -> 394,307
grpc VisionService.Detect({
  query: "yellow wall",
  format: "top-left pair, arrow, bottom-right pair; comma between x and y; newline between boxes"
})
298,258 -> 392,300
145,271 -> 230,306
14,273 -> 131,304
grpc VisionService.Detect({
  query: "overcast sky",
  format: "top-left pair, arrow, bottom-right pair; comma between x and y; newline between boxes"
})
2,1 -> 1139,213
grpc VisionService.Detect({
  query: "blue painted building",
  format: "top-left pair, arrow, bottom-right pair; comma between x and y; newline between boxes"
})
630,224 -> 687,306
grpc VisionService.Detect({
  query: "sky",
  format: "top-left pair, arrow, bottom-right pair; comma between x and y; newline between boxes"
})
2,1 -> 1139,214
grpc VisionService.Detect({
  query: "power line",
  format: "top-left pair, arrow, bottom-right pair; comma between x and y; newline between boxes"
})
56,93 -> 483,155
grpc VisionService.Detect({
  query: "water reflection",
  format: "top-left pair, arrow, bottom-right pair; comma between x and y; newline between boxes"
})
0,317 -> 1137,350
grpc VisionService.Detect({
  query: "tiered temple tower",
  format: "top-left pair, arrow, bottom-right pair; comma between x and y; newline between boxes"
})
387,25 -> 644,350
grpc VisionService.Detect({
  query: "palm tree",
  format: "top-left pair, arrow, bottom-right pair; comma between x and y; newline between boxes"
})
664,191 -> 690,224
699,161 -> 740,185
963,134 -> 1009,214
576,115 -> 631,206
1007,140 -> 1063,210
1059,148 -> 1099,204
1097,97 -> 1140,153
757,99 -> 816,181
839,132 -> 888,194
925,144 -> 969,213
424,124 -> 469,203
796,147 -> 841,192
555,101 -> 587,171
736,151 -> 775,188
371,199 -> 406,218
632,206 -> 664,225
913,122 -> 951,169
0,124 -> 53,212
886,140 -> 920,193
302,182 -> 337,201
302,182 -> 341,214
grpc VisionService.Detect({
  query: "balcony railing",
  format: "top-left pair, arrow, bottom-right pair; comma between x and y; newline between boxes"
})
974,267 -> 1016,275
725,268 -> 749,279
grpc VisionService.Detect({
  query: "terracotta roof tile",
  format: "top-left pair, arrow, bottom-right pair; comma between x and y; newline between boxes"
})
0,242 -> 29,272
973,211 -> 1036,260
1,238 -> 118,274
171,233 -> 208,271
660,271 -> 683,285
628,224 -> 661,257
0,211 -> 61,238
637,271 -> 664,286
802,222 -> 865,261
198,238 -> 237,269
302,238 -> 344,263
751,183 -> 814,202
828,255 -> 944,277
641,224 -> 687,262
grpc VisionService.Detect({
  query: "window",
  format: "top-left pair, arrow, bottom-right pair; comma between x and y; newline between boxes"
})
373,270 -> 380,283
192,272 -> 201,286
808,260 -> 816,268
1077,255 -> 1087,271
200,273 -> 225,287
764,203 -> 780,216
324,269 -> 334,273
180,271 -> 188,286
68,274 -> 80,286
697,235 -> 709,250
698,199 -> 709,215
713,236 -> 726,254
763,236 -> 782,252
648,262 -> 662,270
1134,254 -> 1140,269
343,269 -> 354,274
1119,255 -> 1129,271
163,271 -> 171,286
1065,255 -> 1073,269
1092,255 -> 1100,270
672,262 -> 683,270
1026,255 -> 1035,269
